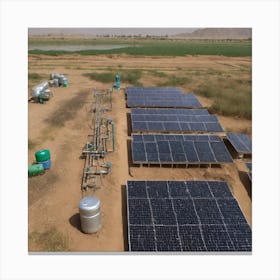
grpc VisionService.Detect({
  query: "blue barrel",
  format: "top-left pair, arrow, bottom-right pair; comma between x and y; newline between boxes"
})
37,159 -> 52,170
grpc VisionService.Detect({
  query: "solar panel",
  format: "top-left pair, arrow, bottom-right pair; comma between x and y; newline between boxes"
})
131,134 -> 232,164
126,87 -> 182,94
131,108 -> 210,115
245,162 -> 252,181
131,109 -> 223,132
127,180 -> 252,252
126,90 -> 202,108
227,133 -> 252,154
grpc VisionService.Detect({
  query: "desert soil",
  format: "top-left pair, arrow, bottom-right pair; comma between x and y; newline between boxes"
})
28,54 -> 252,252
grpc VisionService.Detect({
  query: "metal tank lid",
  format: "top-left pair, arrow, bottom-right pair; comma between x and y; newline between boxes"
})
79,196 -> 100,216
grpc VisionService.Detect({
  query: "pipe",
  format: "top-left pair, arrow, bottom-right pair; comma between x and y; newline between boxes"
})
111,121 -> 115,152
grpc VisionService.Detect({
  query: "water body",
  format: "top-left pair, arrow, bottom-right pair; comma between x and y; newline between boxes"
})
28,28 -> 198,36
28,44 -> 128,51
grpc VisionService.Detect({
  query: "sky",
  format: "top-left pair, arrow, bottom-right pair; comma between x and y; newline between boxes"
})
28,28 -> 199,36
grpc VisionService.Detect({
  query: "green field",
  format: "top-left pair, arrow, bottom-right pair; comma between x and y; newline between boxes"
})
28,38 -> 251,57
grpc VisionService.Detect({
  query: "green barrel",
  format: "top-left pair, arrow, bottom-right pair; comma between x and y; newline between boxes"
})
35,149 -> 51,162
28,164 -> 44,176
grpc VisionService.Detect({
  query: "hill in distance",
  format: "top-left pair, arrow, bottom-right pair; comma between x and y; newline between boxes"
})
176,28 -> 252,39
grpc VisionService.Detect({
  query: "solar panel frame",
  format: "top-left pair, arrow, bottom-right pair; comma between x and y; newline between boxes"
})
127,180 -> 252,252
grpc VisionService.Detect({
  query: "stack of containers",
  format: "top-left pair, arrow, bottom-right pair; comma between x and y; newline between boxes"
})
35,149 -> 51,170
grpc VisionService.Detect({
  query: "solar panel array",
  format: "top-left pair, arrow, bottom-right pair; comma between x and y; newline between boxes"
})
126,87 -> 202,108
227,133 -> 252,154
127,180 -> 252,252
126,87 -> 182,94
245,162 -> 252,181
131,108 -> 223,133
132,134 -> 233,164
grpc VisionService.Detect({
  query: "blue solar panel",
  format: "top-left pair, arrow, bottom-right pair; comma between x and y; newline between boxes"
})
173,199 -> 199,224
201,225 -> 235,251
226,224 -> 252,251
131,108 -> 224,133
210,142 -> 233,162
245,162 -> 252,171
194,141 -> 216,162
131,108 -> 210,115
147,181 -> 168,198
208,181 -> 233,198
131,134 -> 232,164
217,199 -> 248,224
168,181 -> 189,197
127,181 -> 148,198
126,87 -> 182,94
155,226 -> 182,251
128,199 -> 152,225
245,162 -> 252,180
194,199 -> 224,224
187,181 -> 212,198
151,199 -> 177,225
179,225 -> 206,251
133,122 -> 148,131
157,141 -> 171,153
127,180 -> 252,252
127,90 -> 202,108
129,225 -> 156,251
227,133 -> 252,154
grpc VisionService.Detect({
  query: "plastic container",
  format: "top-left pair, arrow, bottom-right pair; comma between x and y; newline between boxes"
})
28,164 -> 44,176
35,149 -> 50,162
79,196 -> 101,234
38,159 -> 51,170
115,74 -> 120,89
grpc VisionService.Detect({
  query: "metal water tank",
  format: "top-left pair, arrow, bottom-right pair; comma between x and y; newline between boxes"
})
79,196 -> 101,234
31,82 -> 49,99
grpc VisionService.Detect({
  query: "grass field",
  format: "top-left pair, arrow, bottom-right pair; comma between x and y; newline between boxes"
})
29,38 -> 252,57
81,66 -> 251,119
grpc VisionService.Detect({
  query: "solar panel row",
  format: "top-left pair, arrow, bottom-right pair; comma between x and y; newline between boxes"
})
131,134 -> 233,164
127,94 -> 202,108
131,108 -> 210,115
126,87 -> 182,94
127,181 -> 252,252
133,134 -> 222,142
126,87 -> 202,108
227,133 -> 252,154
132,121 -> 223,132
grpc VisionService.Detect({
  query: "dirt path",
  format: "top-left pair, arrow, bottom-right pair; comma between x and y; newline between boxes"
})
28,54 -> 252,252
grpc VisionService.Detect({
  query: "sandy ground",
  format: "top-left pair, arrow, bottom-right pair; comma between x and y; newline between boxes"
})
28,54 -> 252,252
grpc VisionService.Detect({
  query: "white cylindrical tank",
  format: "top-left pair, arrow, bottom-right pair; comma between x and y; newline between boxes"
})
31,81 -> 50,99
79,196 -> 101,234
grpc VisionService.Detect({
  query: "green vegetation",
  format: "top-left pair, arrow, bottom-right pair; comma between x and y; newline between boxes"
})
83,72 -> 115,83
158,75 -> 192,86
83,69 -> 143,86
149,70 -> 168,78
29,39 -> 251,57
195,78 -> 251,119
28,73 -> 43,82
29,227 -> 70,251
